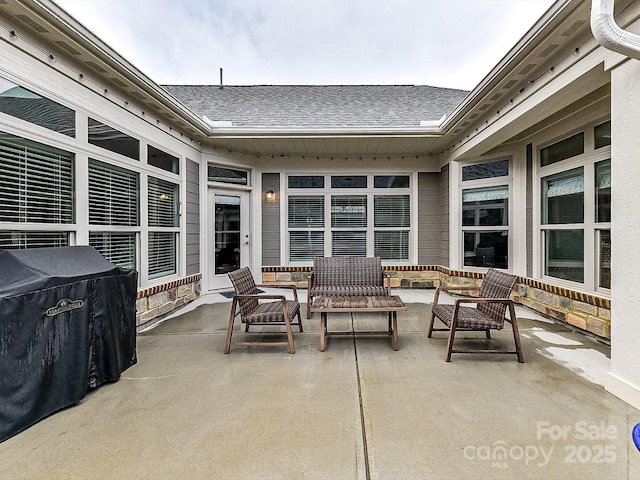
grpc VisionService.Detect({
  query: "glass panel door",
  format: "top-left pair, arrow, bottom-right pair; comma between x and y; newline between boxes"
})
215,195 -> 241,275
208,190 -> 250,290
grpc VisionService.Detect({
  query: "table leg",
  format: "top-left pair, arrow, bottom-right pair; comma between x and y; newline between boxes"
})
320,312 -> 326,352
392,311 -> 399,351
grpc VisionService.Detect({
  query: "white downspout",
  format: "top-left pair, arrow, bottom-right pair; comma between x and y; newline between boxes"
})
591,0 -> 640,59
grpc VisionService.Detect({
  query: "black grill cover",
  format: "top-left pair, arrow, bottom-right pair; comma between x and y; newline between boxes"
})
0,246 -> 137,442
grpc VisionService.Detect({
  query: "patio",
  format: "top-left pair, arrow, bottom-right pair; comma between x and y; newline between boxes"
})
1,289 -> 639,479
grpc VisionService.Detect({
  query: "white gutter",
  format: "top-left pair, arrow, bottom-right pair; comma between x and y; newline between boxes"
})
591,0 -> 640,60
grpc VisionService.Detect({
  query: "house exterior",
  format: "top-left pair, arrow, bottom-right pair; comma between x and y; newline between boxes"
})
1,0 -> 640,409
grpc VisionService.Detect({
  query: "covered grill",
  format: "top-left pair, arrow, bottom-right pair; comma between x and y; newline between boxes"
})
0,246 -> 137,442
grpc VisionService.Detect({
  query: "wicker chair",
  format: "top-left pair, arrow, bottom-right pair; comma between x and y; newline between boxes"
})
225,267 -> 303,354
428,268 -> 524,362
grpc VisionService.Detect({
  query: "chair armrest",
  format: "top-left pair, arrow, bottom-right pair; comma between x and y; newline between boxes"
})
234,294 -> 287,302
383,272 -> 392,295
255,283 -> 299,302
453,297 -> 513,305
452,297 -> 516,320
433,285 -> 479,306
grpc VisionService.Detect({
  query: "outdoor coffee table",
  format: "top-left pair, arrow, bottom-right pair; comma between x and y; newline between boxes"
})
310,295 -> 407,351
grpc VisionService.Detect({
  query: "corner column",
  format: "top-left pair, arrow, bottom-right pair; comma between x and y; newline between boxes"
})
605,58 -> 640,409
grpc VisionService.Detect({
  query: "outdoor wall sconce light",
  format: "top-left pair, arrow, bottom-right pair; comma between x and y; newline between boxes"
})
265,190 -> 276,202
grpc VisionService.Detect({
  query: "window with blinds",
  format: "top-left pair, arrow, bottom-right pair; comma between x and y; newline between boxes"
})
374,195 -> 409,227
331,195 -> 367,228
148,176 -> 179,279
0,231 -> 69,249
375,231 -> 409,260
289,231 -> 324,261
332,231 -> 366,256
286,175 -> 413,262
0,132 -> 74,224
149,232 -> 176,278
288,196 -> 324,228
148,177 -> 179,227
89,159 -> 139,226
90,232 -> 137,271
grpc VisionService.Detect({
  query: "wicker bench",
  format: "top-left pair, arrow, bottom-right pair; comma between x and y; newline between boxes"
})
306,256 -> 391,318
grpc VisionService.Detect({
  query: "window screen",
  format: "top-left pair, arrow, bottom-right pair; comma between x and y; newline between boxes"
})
288,196 -> 324,228
90,232 -> 137,271
89,159 -> 139,226
149,232 -> 176,278
148,177 -> 179,227
289,231 -> 324,261
331,196 -> 367,228
0,231 -> 69,249
374,195 -> 410,227
0,132 -> 74,224
375,231 -> 409,260
332,231 -> 366,256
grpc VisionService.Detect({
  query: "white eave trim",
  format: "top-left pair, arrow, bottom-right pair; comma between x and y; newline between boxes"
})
204,125 -> 445,138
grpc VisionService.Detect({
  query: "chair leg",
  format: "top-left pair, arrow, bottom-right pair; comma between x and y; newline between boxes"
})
282,301 -> 296,354
509,303 -> 525,363
307,297 -> 312,319
445,322 -> 457,362
297,310 -> 304,332
224,299 -> 238,354
244,323 -> 250,332
427,312 -> 436,338
485,329 -> 491,339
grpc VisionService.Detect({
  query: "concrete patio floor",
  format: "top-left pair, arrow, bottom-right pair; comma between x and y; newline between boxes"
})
1,289 -> 640,479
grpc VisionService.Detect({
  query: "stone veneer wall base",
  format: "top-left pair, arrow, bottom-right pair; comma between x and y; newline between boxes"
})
135,274 -> 201,327
261,265 -> 611,340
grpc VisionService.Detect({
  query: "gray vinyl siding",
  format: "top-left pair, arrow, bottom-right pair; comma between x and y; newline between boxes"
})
418,172 -> 443,265
262,173 -> 281,266
185,159 -> 200,275
439,164 -> 450,267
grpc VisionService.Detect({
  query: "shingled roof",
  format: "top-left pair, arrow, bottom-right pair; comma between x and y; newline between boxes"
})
162,85 -> 469,128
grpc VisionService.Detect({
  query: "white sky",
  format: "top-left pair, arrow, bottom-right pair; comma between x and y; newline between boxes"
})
55,0 -> 556,91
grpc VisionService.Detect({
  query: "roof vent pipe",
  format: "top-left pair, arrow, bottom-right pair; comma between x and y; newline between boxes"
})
591,0 -> 640,60
219,67 -> 223,89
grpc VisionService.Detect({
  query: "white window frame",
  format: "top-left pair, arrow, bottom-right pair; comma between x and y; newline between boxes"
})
534,121 -> 611,293
458,158 -> 513,272
284,173 -> 415,264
